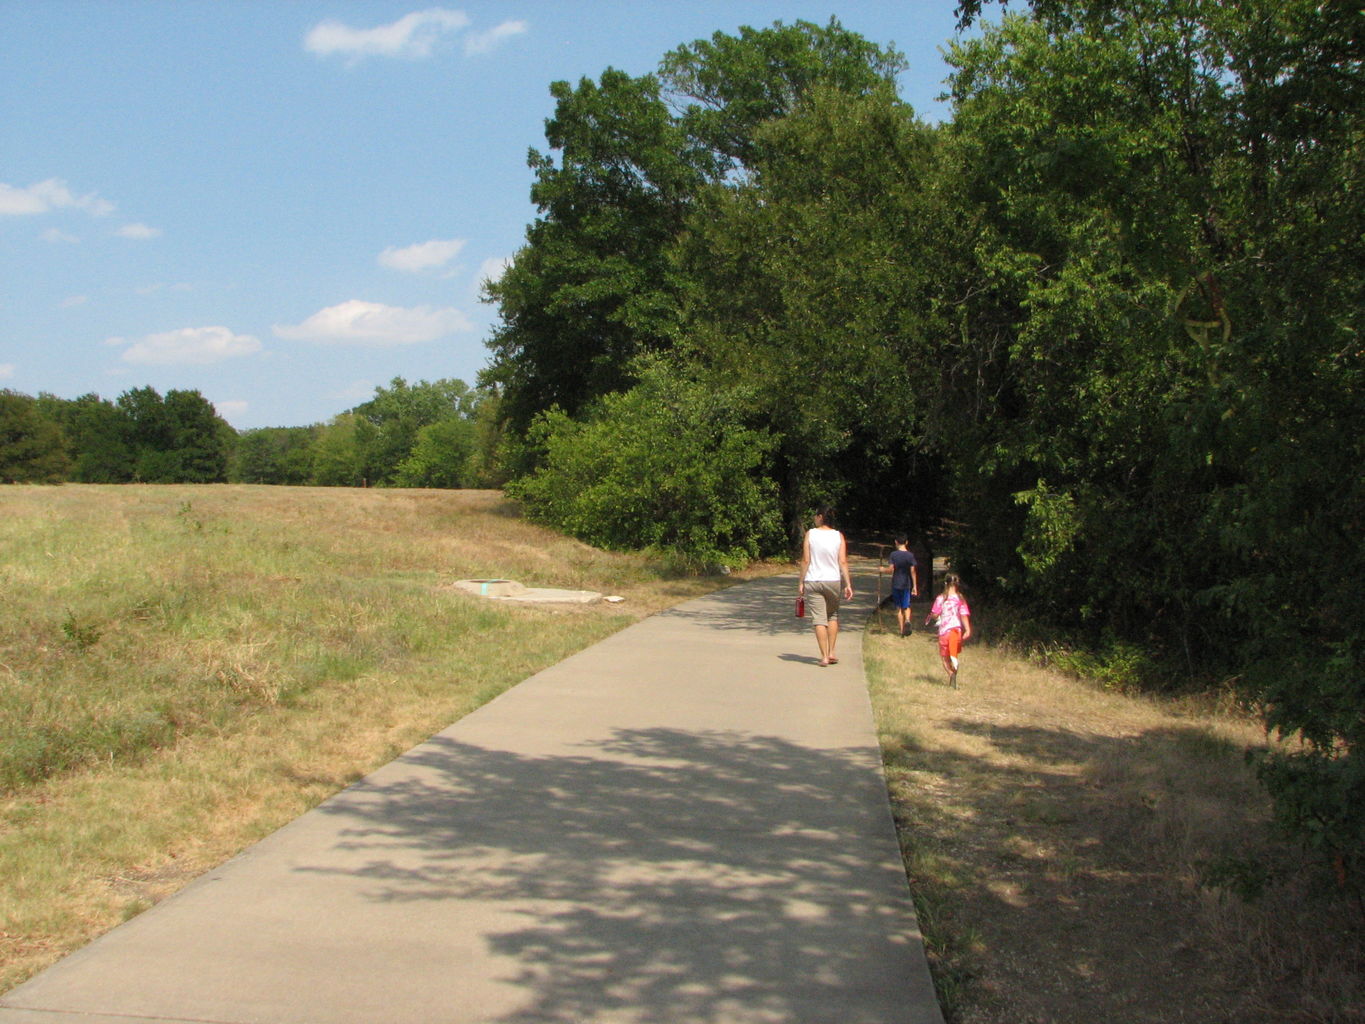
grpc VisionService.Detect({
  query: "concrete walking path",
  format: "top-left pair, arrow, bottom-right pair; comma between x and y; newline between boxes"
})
0,571 -> 944,1024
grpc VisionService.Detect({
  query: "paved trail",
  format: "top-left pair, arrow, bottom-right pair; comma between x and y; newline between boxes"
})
1,571 -> 943,1024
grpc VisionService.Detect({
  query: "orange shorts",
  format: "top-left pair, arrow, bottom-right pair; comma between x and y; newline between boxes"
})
938,628 -> 963,659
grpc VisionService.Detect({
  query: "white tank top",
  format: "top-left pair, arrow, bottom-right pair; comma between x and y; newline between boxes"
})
804,528 -> 843,582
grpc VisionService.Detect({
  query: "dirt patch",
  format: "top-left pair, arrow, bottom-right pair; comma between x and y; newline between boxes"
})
445,578 -> 608,604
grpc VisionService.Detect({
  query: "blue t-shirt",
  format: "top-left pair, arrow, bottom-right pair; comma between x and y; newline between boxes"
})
888,549 -> 917,590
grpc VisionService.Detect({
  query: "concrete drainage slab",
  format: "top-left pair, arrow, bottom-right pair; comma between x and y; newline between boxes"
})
450,578 -> 609,605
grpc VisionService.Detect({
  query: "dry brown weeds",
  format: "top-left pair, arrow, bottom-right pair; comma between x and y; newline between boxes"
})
864,597 -> 1364,1024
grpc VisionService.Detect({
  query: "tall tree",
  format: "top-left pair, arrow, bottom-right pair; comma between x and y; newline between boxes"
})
674,82 -> 941,536
483,68 -> 706,432
942,0 -> 1365,892
660,17 -> 907,173
310,414 -> 364,487
163,389 -> 232,483
0,390 -> 70,483
116,387 -> 230,483
43,393 -> 135,482
349,377 -> 475,486
230,426 -> 318,485
392,417 -> 477,489
483,20 -> 911,438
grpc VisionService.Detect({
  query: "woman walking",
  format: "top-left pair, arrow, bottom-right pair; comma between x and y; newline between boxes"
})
798,507 -> 854,667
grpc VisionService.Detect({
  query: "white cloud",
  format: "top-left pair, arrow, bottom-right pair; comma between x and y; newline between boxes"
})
118,222 -> 162,240
62,295 -> 90,308
213,399 -> 249,422
0,363 -> 14,380
42,227 -> 80,244
108,326 -> 263,366
331,380 -> 376,404
305,8 -> 469,62
136,282 -> 195,296
464,19 -> 527,55
378,237 -> 466,272
0,179 -> 115,217
273,300 -> 473,345
477,255 -> 512,288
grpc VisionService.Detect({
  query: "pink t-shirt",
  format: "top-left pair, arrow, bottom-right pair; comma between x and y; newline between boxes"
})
931,594 -> 970,635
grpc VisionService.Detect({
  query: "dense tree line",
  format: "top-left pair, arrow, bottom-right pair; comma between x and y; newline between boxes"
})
2,387 -> 234,484
0,378 -> 503,489
235,377 -> 503,489
484,2 -> 1363,898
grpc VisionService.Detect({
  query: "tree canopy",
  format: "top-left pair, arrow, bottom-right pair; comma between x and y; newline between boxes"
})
483,2 -> 1365,900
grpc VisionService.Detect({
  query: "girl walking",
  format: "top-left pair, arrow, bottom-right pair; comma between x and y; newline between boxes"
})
926,573 -> 972,687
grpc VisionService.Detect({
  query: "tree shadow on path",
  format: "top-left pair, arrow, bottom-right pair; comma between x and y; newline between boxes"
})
310,726 -> 926,1024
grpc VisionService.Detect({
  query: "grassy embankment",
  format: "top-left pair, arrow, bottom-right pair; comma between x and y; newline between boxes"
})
0,485 -> 775,992
863,595 -> 1363,1024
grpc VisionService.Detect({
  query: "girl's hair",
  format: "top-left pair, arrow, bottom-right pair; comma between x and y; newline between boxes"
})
942,573 -> 962,593
814,506 -> 837,528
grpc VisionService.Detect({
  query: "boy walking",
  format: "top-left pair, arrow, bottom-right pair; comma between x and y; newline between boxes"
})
880,536 -> 919,636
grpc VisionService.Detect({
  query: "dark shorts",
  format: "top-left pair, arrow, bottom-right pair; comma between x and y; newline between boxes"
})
891,587 -> 912,609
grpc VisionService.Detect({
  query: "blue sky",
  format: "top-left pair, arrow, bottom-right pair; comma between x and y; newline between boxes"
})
1,1 -> 973,430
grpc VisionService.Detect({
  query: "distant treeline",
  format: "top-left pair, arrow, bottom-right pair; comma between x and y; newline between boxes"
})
0,377 -> 504,489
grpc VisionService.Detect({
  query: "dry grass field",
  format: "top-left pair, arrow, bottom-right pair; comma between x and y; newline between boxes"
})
863,593 -> 1364,1024
0,484 -> 778,992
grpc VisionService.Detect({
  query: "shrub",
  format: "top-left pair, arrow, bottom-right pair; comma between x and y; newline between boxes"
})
507,362 -> 783,568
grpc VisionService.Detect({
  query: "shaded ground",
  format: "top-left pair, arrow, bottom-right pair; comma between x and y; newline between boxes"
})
864,604 -> 1364,1024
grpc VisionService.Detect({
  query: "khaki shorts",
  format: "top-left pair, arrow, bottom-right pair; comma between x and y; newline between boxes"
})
804,580 -> 842,626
